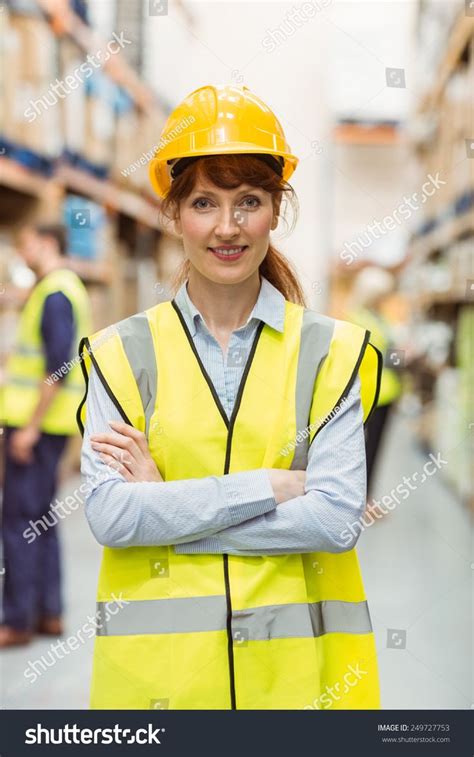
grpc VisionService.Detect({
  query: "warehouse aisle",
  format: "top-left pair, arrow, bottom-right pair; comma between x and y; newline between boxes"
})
359,409 -> 472,710
1,412 -> 471,709
1,471 -> 102,710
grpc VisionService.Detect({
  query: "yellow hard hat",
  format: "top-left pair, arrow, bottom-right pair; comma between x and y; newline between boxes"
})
148,84 -> 299,199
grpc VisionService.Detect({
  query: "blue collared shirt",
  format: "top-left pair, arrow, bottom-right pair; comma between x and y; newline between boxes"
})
80,276 -> 367,555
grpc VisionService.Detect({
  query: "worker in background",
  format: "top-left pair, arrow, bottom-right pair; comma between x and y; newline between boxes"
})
0,224 -> 91,647
348,266 -> 402,500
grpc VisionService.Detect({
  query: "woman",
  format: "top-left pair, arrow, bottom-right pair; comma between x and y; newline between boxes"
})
77,84 -> 382,710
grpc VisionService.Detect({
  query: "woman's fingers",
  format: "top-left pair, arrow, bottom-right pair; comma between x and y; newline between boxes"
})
90,421 -> 149,460
90,432 -> 134,449
90,422 -> 162,483
108,420 -> 149,456
90,441 -> 133,467
98,452 -> 134,481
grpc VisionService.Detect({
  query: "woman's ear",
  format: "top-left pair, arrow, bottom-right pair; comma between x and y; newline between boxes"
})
173,210 -> 182,237
271,193 -> 282,230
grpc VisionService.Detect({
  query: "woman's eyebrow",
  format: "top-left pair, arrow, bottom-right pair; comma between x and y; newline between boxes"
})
190,187 -> 262,199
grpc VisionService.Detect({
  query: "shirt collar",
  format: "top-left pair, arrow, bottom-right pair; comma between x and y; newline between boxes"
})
173,275 -> 285,337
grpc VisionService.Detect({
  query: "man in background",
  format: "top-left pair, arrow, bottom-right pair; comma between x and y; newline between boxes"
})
0,224 -> 91,647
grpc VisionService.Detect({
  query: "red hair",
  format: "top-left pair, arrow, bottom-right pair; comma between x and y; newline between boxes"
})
159,154 -> 307,306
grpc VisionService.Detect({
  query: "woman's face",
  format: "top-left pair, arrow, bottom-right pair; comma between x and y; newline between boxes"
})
174,177 -> 280,285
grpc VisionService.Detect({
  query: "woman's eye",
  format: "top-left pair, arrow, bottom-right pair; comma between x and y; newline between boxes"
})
192,198 -> 212,209
191,196 -> 260,210
240,196 -> 260,208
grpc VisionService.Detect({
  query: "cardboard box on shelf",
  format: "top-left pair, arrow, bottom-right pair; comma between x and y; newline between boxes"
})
82,73 -> 118,168
58,36 -> 84,74
0,9 -> 20,135
0,13 -> 62,156
124,112 -> 161,191
451,140 -> 473,198
111,107 -> 141,186
136,108 -> 166,189
60,82 -> 86,155
445,69 -> 470,139
83,95 -> 114,167
58,38 -> 87,155
9,13 -> 57,82
3,79 -> 62,157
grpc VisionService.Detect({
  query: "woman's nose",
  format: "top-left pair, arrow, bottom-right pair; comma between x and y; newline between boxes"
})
214,207 -> 242,238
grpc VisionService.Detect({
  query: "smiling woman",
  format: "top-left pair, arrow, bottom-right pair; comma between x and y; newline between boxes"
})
77,83 -> 382,712
159,153 -> 305,310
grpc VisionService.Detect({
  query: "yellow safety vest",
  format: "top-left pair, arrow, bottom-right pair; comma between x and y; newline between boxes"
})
349,307 -> 401,407
77,297 -> 382,710
3,268 -> 91,435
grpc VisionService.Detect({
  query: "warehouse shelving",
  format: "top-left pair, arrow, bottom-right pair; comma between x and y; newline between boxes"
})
408,208 -> 474,260
404,4 -> 473,506
418,11 -> 474,113
0,0 -> 172,333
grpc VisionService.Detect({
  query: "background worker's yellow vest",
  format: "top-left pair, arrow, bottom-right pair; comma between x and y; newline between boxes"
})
3,268 -> 91,435
349,306 -> 401,407
77,298 -> 382,710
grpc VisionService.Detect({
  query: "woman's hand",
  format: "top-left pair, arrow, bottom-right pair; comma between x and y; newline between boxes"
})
90,420 -> 163,483
267,469 -> 306,504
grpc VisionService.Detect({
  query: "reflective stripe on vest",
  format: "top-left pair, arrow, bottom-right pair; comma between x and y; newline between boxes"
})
7,375 -> 84,392
290,310 -> 335,469
96,596 -> 372,638
116,315 -> 157,437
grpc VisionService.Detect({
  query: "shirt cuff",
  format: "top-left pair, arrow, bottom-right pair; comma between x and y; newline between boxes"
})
174,469 -> 276,554
222,468 -> 276,525
174,537 -> 223,554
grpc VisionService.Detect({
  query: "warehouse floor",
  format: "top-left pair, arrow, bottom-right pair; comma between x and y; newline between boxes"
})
1,410 -> 471,710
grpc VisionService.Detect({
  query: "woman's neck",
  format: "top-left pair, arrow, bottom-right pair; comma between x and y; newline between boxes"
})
186,270 -> 262,335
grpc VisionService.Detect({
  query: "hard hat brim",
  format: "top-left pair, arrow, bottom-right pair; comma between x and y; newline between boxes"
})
149,146 -> 298,199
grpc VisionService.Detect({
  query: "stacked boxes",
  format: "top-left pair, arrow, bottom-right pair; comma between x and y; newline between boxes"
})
58,37 -> 87,157
1,10 -> 61,157
58,40 -> 118,170
112,101 -> 166,190
83,72 -> 117,169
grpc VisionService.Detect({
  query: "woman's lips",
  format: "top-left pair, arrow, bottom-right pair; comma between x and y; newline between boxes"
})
208,245 -> 248,261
